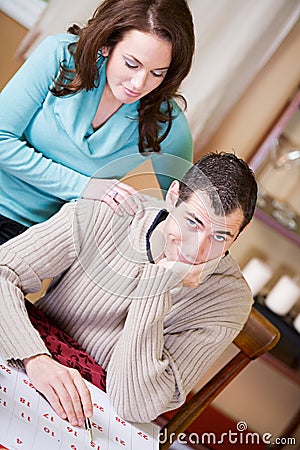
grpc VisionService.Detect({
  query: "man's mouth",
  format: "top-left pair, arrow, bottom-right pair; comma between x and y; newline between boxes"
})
177,252 -> 195,265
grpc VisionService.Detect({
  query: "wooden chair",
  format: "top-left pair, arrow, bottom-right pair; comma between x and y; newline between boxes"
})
159,306 -> 280,450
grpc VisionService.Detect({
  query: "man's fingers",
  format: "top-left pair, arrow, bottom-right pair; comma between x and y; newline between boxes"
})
73,372 -> 93,419
57,368 -> 93,426
46,371 -> 81,426
43,384 -> 68,421
23,355 -> 92,428
63,373 -> 86,426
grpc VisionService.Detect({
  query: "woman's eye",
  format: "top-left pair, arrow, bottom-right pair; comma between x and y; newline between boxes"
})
125,59 -> 138,69
151,70 -> 165,78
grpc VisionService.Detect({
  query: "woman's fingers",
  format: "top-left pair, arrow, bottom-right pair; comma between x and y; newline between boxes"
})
83,178 -> 144,215
106,181 -> 144,215
103,194 -> 123,215
109,190 -> 139,215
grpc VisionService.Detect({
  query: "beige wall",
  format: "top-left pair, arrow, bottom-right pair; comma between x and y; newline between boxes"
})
197,21 -> 300,163
0,11 -> 27,90
195,18 -> 300,312
208,20 -> 300,293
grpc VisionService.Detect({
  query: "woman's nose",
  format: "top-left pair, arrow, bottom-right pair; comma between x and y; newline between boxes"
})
131,71 -> 148,90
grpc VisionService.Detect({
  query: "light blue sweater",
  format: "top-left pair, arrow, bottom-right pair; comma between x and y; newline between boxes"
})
0,34 -> 193,226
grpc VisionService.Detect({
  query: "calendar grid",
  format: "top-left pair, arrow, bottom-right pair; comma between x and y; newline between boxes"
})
0,357 -> 159,450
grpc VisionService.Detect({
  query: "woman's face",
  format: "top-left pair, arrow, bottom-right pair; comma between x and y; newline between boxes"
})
102,29 -> 172,104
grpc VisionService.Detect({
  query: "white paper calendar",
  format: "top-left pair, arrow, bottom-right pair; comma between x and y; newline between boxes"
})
0,357 -> 159,450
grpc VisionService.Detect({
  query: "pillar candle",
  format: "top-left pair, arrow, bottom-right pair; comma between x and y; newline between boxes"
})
293,313 -> 300,333
265,275 -> 300,316
242,258 -> 273,297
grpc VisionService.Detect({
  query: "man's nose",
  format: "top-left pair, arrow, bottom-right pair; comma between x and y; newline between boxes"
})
194,232 -> 208,254
186,229 -> 204,244
183,232 -> 208,262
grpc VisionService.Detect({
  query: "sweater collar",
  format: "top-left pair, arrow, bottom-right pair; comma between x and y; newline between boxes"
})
146,209 -> 169,263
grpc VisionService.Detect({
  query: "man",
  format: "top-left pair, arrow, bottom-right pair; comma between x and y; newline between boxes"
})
0,152 -> 257,427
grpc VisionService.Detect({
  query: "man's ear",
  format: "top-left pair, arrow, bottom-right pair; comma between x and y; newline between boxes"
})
166,180 -> 180,210
236,222 -> 249,239
233,220 -> 249,243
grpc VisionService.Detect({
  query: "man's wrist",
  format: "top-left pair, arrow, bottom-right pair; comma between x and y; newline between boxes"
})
23,353 -> 51,367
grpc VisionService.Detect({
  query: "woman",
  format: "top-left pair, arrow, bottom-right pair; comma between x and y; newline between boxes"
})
0,0 -> 195,243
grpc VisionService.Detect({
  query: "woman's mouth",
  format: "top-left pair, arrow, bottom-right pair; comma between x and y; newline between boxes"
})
123,86 -> 141,98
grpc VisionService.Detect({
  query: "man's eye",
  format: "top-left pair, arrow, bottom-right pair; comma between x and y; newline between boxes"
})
214,234 -> 225,242
187,218 -> 197,228
125,59 -> 138,69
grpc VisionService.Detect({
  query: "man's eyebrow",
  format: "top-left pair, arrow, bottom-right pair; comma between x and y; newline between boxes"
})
214,230 -> 234,238
189,212 -> 234,238
188,212 -> 203,226
125,54 -> 169,70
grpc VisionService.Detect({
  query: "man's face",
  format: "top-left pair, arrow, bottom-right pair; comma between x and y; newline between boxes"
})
162,183 -> 245,265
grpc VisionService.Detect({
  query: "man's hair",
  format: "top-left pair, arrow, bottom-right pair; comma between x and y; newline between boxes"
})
51,0 -> 195,154
178,152 -> 257,233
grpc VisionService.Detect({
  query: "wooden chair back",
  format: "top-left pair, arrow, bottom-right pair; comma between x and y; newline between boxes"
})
159,307 -> 280,450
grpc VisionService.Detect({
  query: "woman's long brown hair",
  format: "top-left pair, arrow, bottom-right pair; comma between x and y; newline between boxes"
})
51,0 -> 195,154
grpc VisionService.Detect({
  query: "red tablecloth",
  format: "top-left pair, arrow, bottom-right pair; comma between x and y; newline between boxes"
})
25,300 -> 106,391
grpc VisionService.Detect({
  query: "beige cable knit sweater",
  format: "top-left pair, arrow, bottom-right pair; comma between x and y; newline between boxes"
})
0,197 -> 252,422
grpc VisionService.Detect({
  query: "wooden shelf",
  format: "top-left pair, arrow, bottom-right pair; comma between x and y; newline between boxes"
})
254,203 -> 300,247
249,88 -> 300,245
250,88 -> 300,172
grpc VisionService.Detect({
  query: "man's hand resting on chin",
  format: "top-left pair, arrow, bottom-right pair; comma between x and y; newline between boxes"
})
158,255 -> 221,287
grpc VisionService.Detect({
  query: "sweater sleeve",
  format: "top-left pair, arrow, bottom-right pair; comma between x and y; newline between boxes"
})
0,201 -> 87,364
106,263 -> 180,422
0,35 -> 88,199
106,262 -> 252,423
